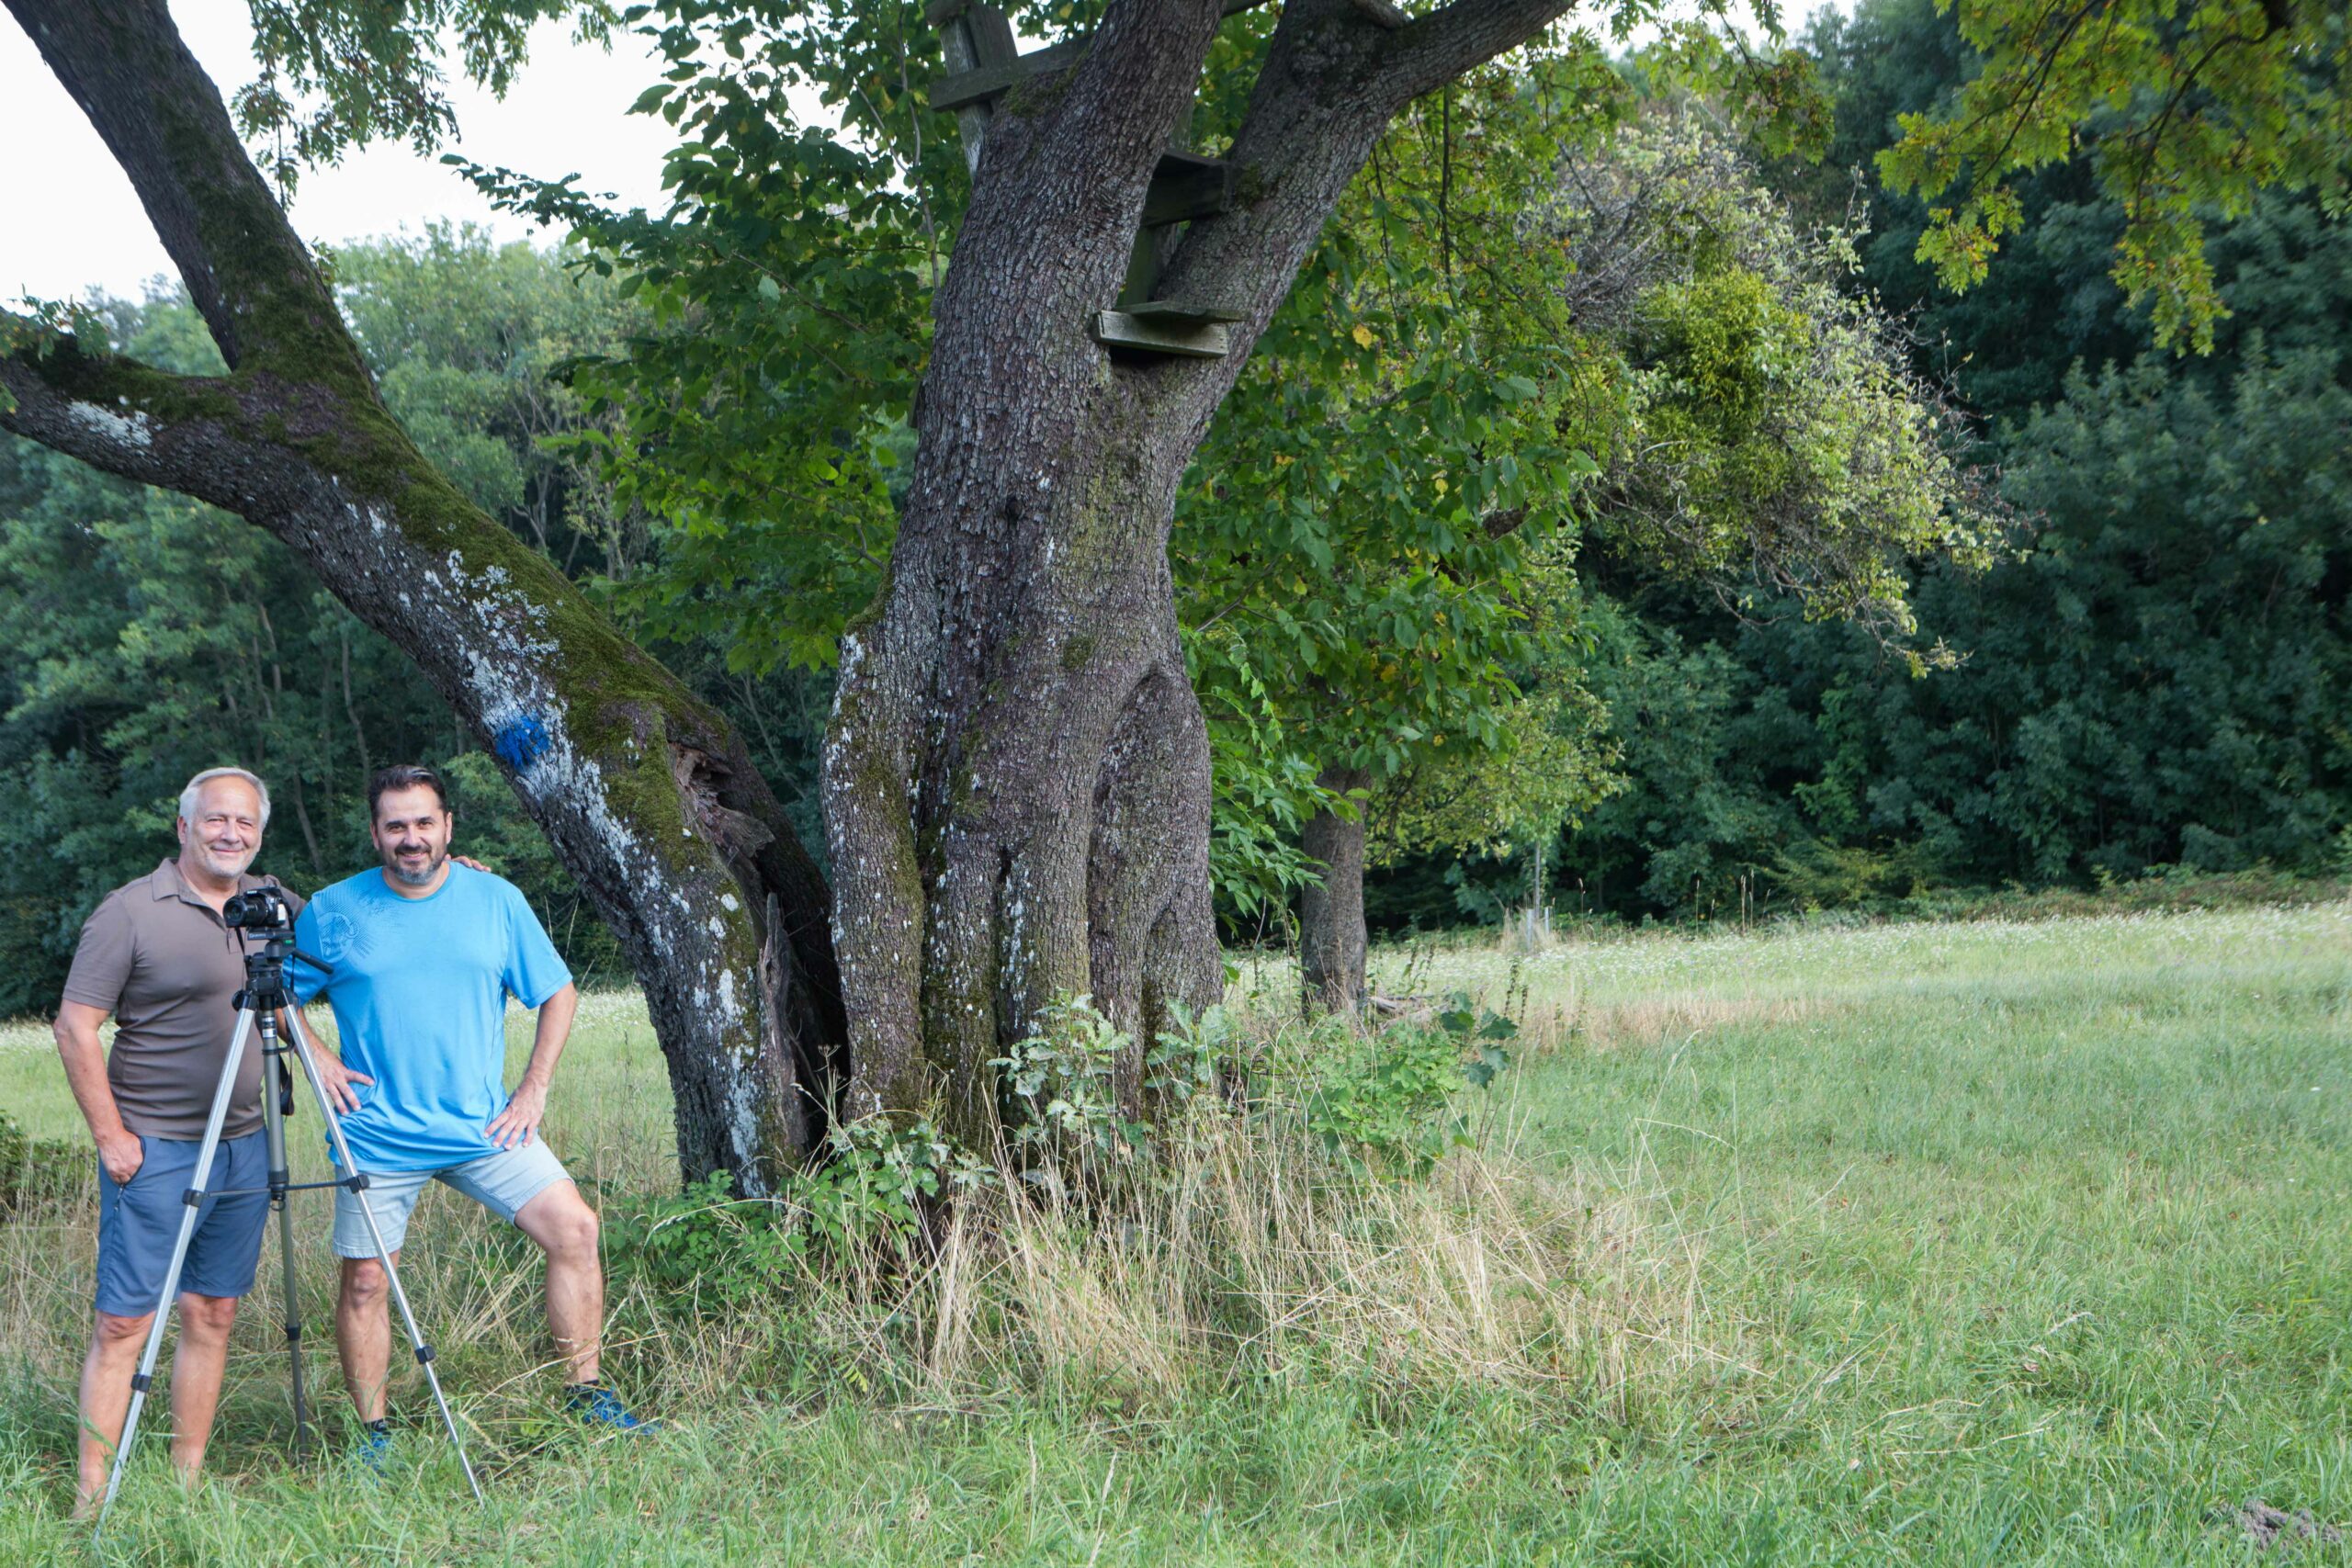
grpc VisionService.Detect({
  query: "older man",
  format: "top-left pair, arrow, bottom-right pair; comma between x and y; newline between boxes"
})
52,767 -> 309,1509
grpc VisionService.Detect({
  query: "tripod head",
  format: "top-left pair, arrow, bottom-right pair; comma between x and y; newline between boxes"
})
224,887 -> 330,1014
228,903 -> 331,1122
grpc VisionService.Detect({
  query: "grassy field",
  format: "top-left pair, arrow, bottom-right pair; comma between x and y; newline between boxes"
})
2,902 -> 2346,1564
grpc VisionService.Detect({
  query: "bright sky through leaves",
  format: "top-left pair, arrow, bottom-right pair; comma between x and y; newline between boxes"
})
0,0 -> 678,301
2,0 -> 1842,305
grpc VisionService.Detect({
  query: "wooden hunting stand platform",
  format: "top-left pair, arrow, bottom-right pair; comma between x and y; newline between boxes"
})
923,0 -> 1266,357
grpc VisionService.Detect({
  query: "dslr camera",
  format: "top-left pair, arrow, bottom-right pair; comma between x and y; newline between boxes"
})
222,886 -> 295,932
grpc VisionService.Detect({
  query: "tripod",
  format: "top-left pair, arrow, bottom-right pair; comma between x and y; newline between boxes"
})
96,920 -> 482,1528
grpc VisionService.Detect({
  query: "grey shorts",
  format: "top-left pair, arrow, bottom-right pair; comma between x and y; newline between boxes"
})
96,1132 -> 269,1317
333,1141 -> 572,1258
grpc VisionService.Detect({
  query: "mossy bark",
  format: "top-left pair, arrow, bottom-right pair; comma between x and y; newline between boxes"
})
822,0 -> 1573,1142
1,0 -> 843,1192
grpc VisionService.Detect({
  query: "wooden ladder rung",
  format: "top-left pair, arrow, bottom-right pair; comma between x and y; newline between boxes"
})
1091,310 -> 1231,357
1119,300 -> 1245,325
932,37 -> 1085,112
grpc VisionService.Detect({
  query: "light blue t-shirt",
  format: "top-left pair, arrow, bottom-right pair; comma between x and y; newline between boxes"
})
291,863 -> 572,1171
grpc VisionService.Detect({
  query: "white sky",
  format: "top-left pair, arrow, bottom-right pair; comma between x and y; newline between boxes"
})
2,0 -> 1843,305
0,0 -> 679,303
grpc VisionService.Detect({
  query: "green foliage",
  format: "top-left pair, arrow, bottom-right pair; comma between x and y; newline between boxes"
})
1562,104 -> 2000,649
992,995 -> 1151,1194
1527,0 -> 2352,924
605,1115 -> 993,1308
1874,0 -> 2352,351
1305,994 -> 1515,1178
455,1 -> 951,677
1180,55 -> 1625,906
1545,601 -> 1805,919
237,0 -> 619,193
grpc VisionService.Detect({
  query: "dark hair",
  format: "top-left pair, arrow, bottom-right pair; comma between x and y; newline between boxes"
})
368,763 -> 454,822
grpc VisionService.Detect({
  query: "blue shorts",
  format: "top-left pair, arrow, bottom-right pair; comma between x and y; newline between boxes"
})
95,1132 -> 270,1318
331,1140 -> 572,1258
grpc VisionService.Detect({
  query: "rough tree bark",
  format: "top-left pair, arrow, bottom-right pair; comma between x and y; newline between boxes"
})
826,0 -> 1573,1141
0,0 -> 842,1192
1298,766 -> 1373,1016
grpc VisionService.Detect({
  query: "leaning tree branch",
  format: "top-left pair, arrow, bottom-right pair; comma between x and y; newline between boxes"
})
1377,0 -> 1578,106
0,327 -> 273,502
1,0 -> 844,1186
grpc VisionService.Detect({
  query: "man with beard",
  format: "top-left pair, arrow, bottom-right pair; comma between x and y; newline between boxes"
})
291,763 -> 650,1459
52,767 -> 340,1510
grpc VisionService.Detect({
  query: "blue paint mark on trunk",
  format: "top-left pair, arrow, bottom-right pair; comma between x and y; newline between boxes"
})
492,713 -> 552,773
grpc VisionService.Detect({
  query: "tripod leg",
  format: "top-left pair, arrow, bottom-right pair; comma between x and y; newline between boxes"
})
259,1028 -> 309,1457
96,1009 -> 257,1530
278,1009 -> 483,1502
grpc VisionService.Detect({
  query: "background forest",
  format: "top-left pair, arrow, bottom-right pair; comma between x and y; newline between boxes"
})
1,0 -> 2344,1021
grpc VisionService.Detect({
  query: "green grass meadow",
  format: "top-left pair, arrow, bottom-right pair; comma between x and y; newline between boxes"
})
2,903 -> 2346,1564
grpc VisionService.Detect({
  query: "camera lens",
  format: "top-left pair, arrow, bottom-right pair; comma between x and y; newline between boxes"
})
223,887 -> 287,929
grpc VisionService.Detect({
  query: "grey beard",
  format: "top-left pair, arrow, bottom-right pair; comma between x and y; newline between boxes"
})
386,851 -> 445,887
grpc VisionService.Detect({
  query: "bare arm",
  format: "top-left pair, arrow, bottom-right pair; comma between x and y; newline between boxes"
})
486,984 -> 579,1150
53,1000 -> 141,1183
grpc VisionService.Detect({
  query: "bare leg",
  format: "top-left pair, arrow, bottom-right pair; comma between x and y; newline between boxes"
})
166,1292 -> 239,1482
75,1310 -> 150,1511
335,1254 -> 397,1423
514,1182 -> 602,1383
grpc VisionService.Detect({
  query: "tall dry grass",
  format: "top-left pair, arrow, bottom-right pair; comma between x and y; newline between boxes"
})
804,1111 -> 1696,1417
0,1015 -> 1706,1478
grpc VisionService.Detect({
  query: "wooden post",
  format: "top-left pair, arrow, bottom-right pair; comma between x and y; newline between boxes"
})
927,0 -> 1020,173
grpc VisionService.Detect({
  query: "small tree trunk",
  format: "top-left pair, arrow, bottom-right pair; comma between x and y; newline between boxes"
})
1299,766 -> 1372,1016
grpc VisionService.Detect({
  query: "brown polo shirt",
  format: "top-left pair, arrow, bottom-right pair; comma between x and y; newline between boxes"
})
60,859 -> 307,1141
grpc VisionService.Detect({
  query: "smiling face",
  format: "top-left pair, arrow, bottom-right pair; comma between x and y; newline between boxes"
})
372,784 -> 454,893
175,775 -> 265,886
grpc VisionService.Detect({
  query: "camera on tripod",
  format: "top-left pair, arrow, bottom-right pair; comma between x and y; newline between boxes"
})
222,886 -> 295,932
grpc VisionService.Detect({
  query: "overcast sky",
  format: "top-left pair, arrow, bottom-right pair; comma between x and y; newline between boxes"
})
0,0 -> 679,302
3,1 -> 1841,305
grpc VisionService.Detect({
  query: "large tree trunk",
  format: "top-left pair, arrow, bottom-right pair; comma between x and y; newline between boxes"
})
1299,766 -> 1372,1016
824,0 -> 1570,1141
0,0 -> 842,1192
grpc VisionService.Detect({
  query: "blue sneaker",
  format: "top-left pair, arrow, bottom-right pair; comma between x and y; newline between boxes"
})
566,1384 -> 659,1434
349,1427 -> 393,1474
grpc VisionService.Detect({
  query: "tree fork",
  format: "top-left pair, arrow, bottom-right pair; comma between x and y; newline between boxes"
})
0,0 -> 843,1190
826,0 -> 1573,1134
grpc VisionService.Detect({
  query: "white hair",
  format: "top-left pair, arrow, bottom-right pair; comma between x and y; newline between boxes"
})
179,767 -> 272,829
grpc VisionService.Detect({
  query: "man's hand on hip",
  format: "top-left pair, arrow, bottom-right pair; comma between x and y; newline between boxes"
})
310,1050 -> 374,1115
487,1079 -> 549,1149
96,1126 -> 143,1185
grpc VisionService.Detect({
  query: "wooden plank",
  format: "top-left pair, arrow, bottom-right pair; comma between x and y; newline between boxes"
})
963,2 -> 1018,68
932,37 -> 1086,113
935,8 -> 994,175
1142,152 -> 1232,226
1119,227 -> 1170,309
1122,300 -> 1247,325
1092,310 -> 1230,357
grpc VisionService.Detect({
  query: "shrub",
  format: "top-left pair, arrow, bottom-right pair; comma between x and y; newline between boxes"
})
1305,994 -> 1516,1177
